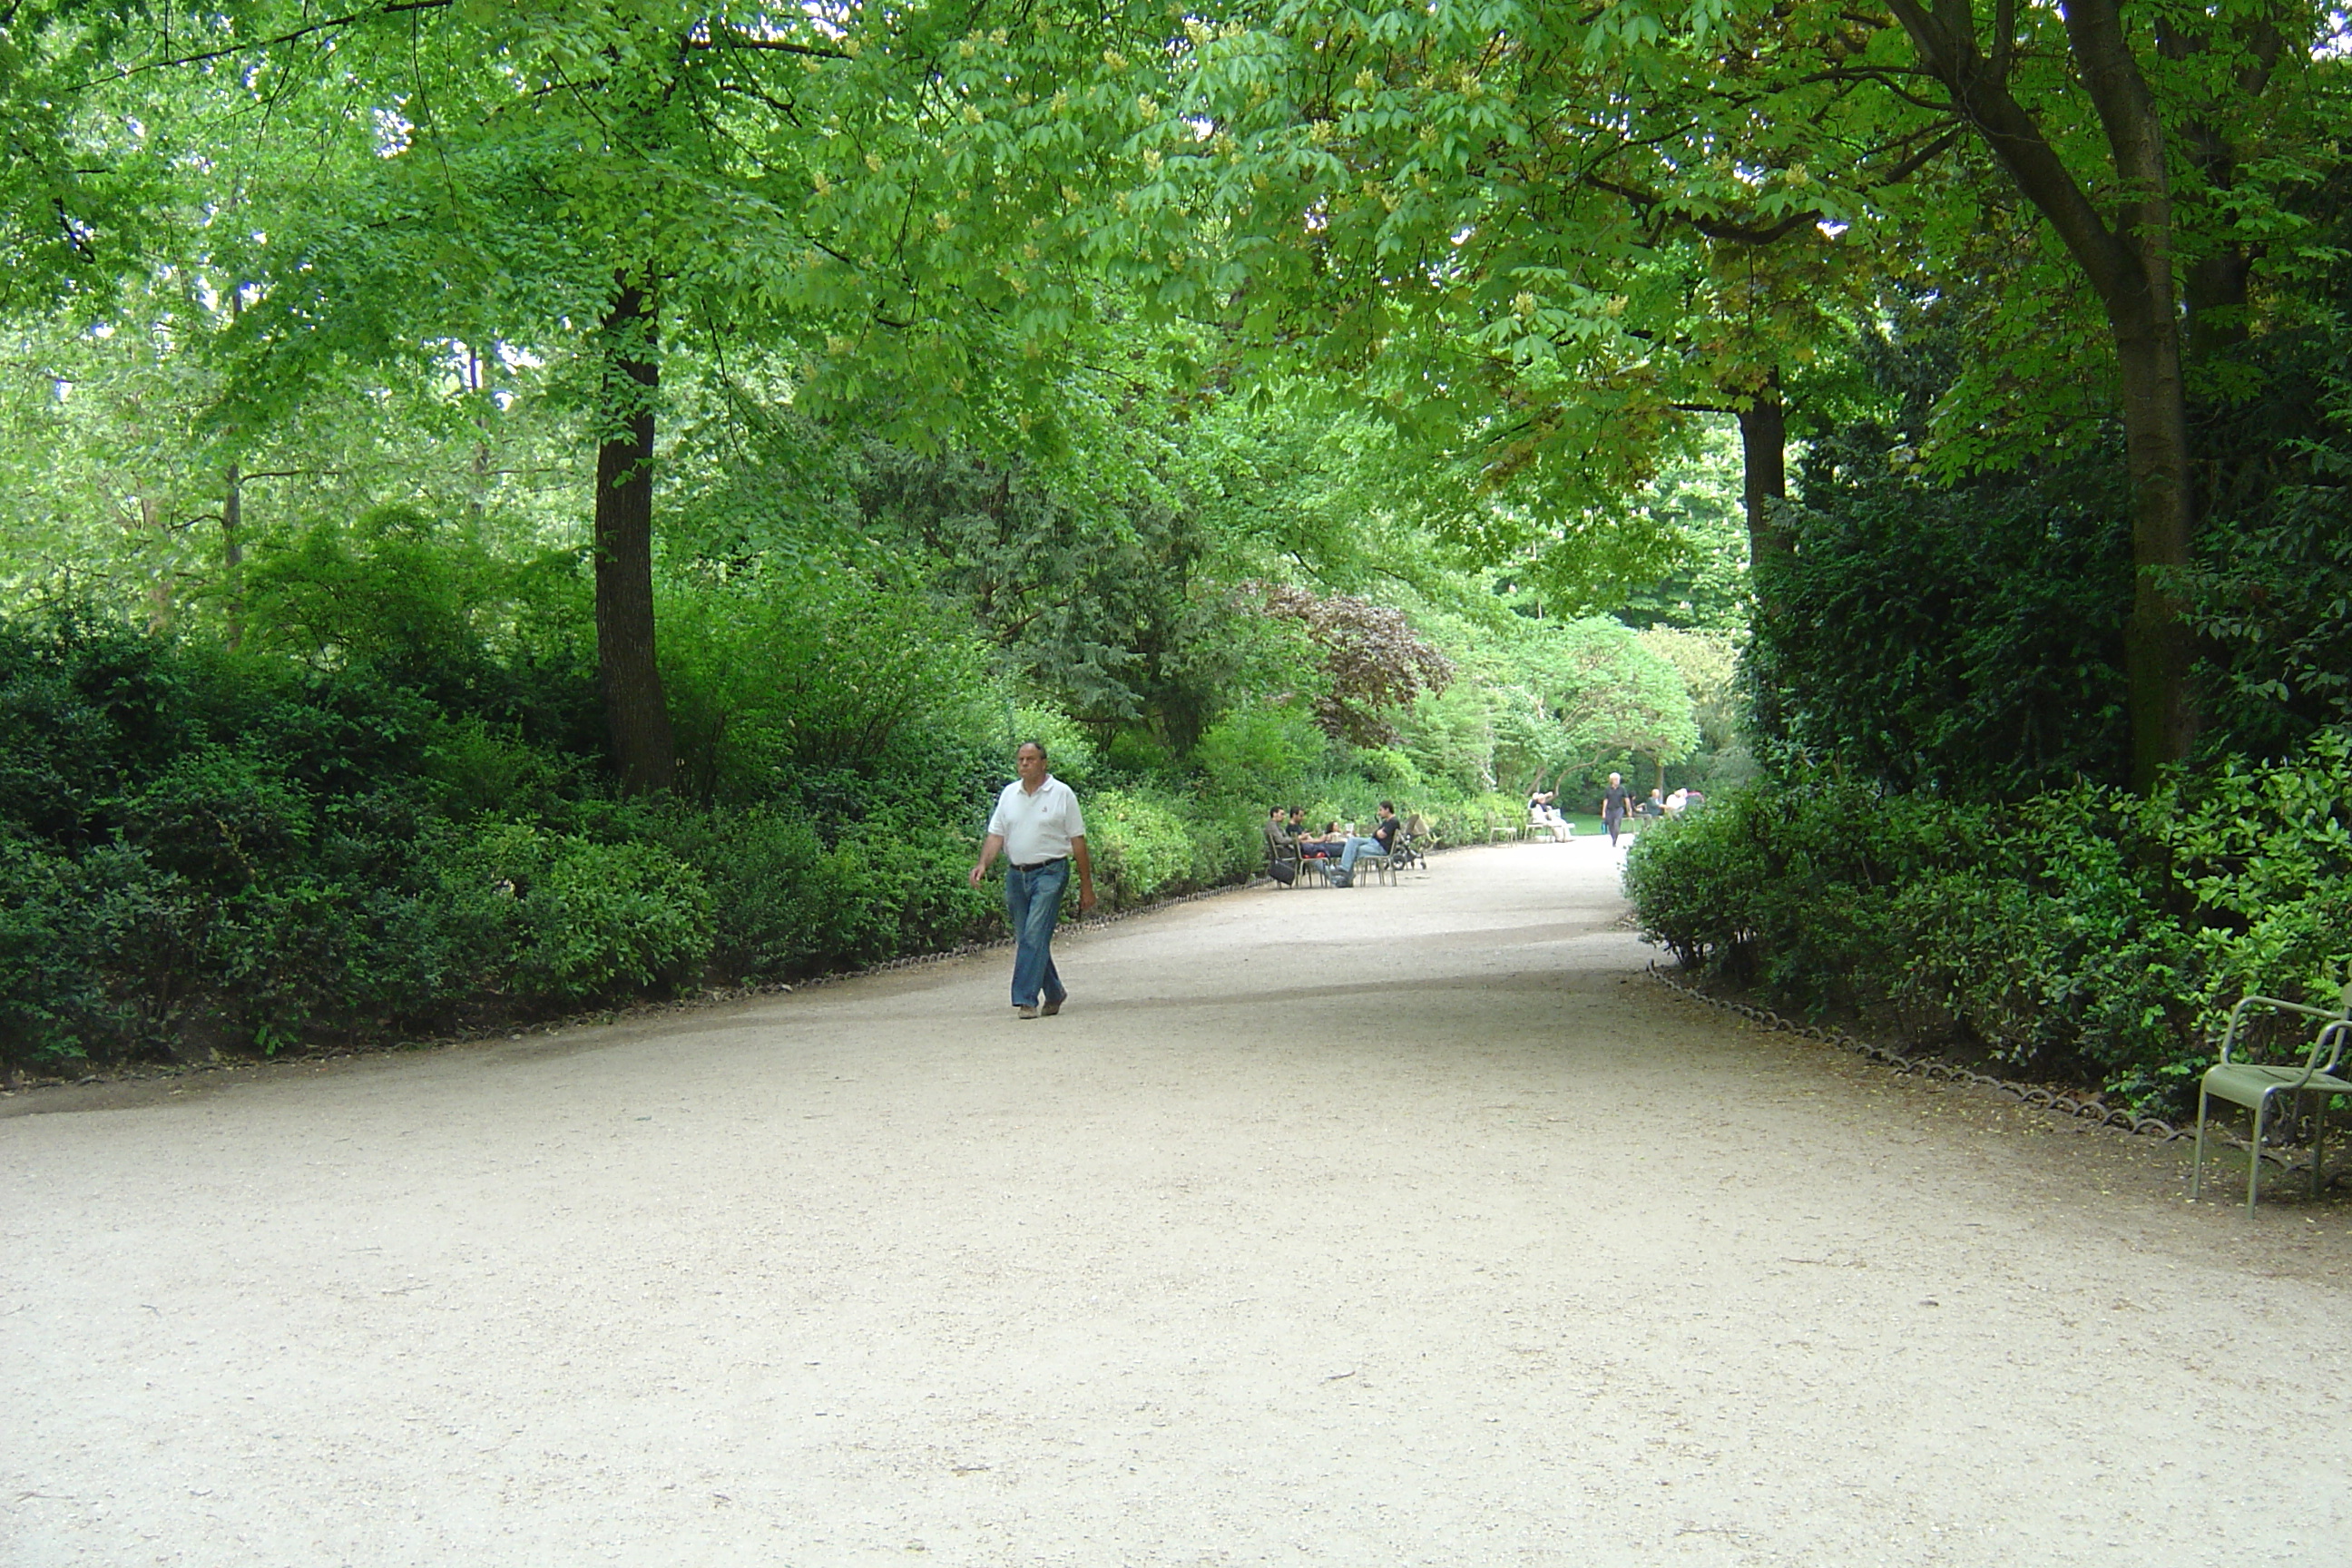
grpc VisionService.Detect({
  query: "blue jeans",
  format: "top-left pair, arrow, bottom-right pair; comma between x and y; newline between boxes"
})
1004,858 -> 1070,1008
1333,836 -> 1381,875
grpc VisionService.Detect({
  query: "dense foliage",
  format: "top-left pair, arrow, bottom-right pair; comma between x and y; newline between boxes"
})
1671,293 -> 2352,1094
0,494 -> 1671,1073
1749,426 -> 2136,799
1627,732 -> 2352,1109
1751,282 -> 2352,800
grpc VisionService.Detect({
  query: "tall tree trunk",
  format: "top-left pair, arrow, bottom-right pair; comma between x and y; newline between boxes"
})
2111,294 -> 2200,790
466,343 -> 492,524
222,292 -> 247,652
134,493 -> 172,633
1737,374 -> 1788,577
1888,0 -> 2200,788
594,278 -> 675,794
222,462 -> 244,651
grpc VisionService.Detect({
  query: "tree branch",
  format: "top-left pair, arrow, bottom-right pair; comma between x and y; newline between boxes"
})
92,0 -> 454,83
683,27 -> 848,61
1885,0 -> 2131,299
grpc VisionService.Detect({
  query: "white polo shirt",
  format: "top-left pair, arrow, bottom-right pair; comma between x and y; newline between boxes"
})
988,775 -> 1086,867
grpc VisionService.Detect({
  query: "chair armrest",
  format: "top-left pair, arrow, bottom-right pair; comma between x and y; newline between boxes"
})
2219,994 -> 2352,1067
2322,1020 -> 2352,1080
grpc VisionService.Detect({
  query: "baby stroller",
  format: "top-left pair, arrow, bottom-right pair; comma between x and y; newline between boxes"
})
1392,814 -> 1432,871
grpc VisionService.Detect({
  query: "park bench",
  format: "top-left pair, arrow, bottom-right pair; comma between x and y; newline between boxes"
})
2190,985 -> 2352,1212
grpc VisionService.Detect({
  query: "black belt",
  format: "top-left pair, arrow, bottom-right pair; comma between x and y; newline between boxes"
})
1012,857 -> 1067,871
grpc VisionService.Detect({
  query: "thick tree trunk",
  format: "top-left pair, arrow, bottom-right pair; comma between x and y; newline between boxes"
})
2112,297 -> 2200,787
1886,0 -> 2200,788
1737,376 -> 1788,574
594,279 -> 676,795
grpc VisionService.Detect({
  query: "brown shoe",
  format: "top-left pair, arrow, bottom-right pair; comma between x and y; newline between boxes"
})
1041,996 -> 1063,1016
1016,1005 -> 1040,1020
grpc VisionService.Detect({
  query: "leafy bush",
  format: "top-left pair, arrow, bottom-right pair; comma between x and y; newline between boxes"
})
1193,701 -> 1327,805
1628,732 -> 2352,1107
659,557 -> 990,802
0,841 -> 191,1070
813,811 -> 1001,967
1750,426 -> 2134,798
456,823 -> 712,1004
642,805 -> 843,980
0,593 -> 1527,1078
1086,788 -> 1200,906
1753,311 -> 2352,798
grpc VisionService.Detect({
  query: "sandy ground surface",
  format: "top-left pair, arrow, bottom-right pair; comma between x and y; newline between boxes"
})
6,840 -> 2352,1567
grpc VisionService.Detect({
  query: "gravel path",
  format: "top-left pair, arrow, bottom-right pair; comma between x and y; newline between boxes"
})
6,840 -> 2351,1567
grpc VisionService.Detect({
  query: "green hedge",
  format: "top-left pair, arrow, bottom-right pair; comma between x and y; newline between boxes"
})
0,603 -> 1524,1076
1624,730 -> 2352,1107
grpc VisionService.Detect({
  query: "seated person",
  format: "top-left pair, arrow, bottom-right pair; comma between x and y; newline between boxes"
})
1298,821 -> 1342,858
1526,789 -> 1571,841
1635,788 -> 1667,819
1326,811 -> 1394,886
1264,805 -> 1301,881
1369,800 -> 1403,853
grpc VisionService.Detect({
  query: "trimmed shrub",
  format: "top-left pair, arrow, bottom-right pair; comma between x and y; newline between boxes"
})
0,841 -> 191,1070
1627,732 -> 2352,1107
455,823 -> 713,1004
1087,789 -> 1200,906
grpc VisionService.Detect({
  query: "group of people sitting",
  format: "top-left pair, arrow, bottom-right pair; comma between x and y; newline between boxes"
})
1634,787 -> 1706,819
1264,800 -> 1408,887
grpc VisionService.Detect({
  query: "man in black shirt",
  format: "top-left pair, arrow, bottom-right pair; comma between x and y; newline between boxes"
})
1600,772 -> 1632,847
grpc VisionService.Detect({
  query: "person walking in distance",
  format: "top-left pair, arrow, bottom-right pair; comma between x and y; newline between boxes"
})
1600,771 -> 1632,848
969,740 -> 1096,1018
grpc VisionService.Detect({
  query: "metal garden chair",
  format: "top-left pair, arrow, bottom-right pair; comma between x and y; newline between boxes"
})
1264,831 -> 1305,889
2190,985 -> 2352,1212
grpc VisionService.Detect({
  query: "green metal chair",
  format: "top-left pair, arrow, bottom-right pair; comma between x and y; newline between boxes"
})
2190,985 -> 2352,1212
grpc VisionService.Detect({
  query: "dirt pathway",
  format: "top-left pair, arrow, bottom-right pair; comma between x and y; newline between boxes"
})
6,841 -> 2351,1566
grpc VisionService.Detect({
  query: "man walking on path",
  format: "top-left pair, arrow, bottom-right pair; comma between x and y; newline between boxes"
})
1600,772 -> 1632,848
970,741 -> 1096,1018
